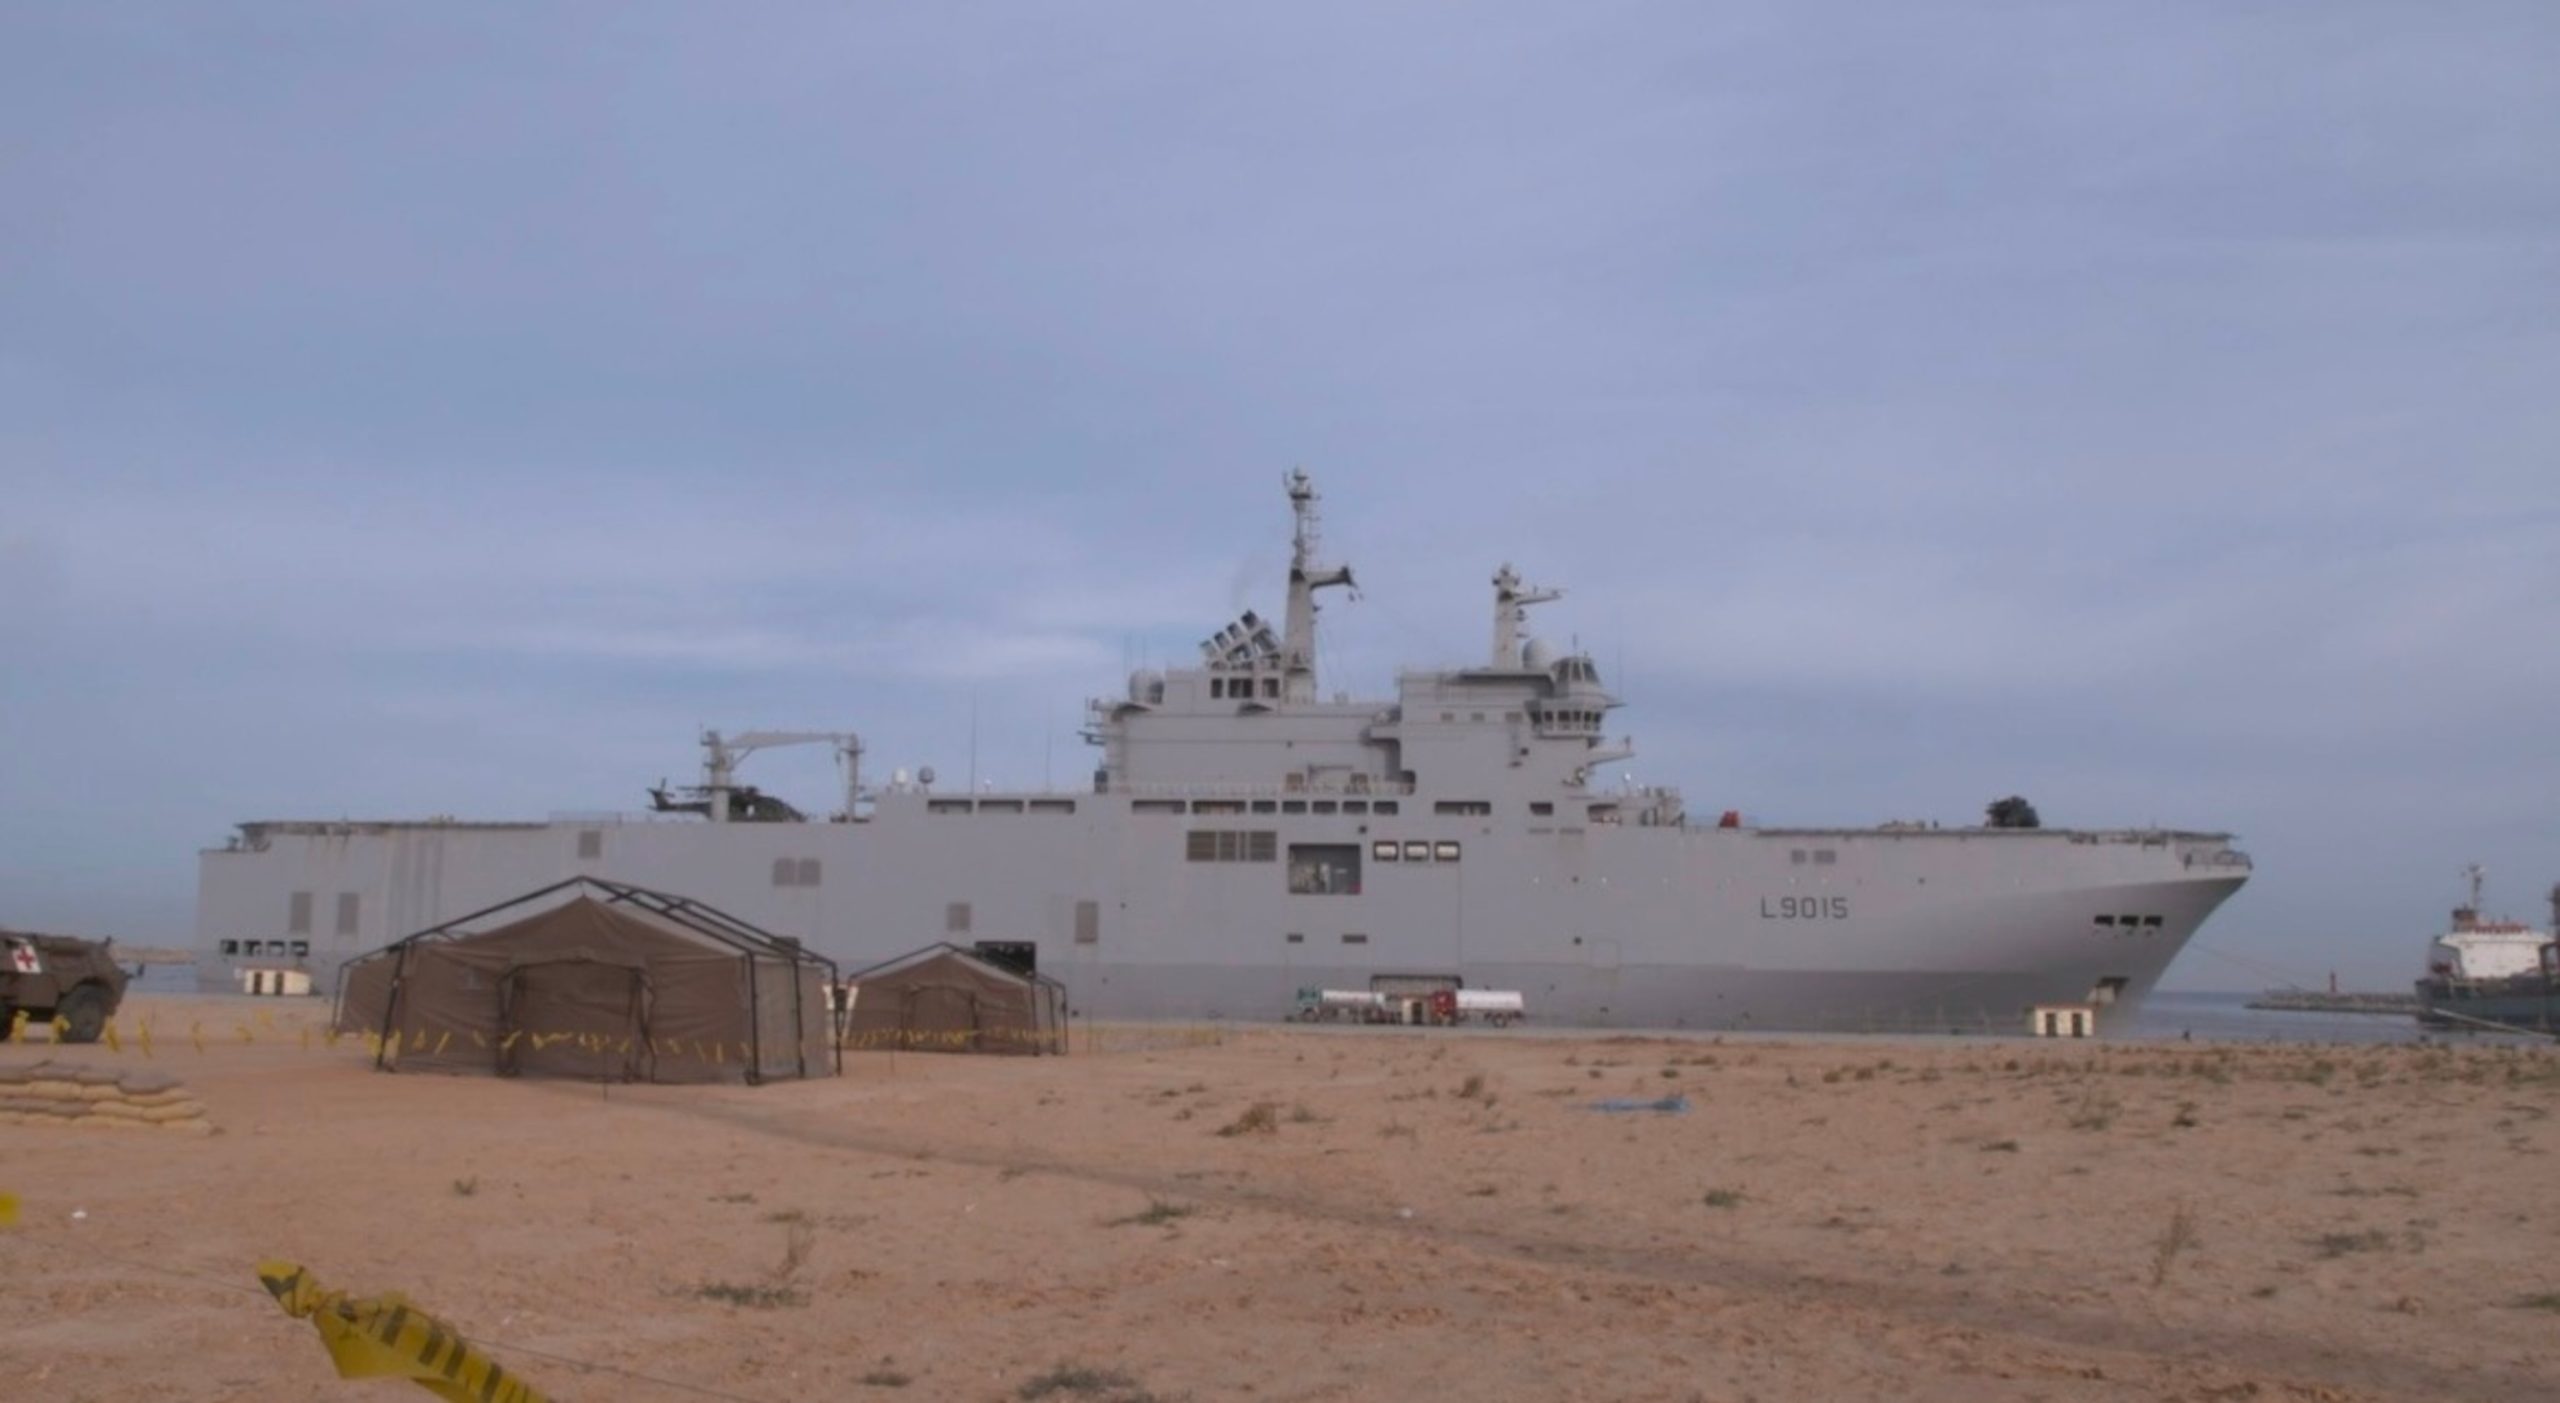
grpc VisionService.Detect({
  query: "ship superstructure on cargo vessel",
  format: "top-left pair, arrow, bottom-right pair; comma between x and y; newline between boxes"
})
197,473 -> 2253,1033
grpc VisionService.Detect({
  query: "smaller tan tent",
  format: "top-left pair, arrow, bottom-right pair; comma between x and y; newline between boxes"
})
335,879 -> 836,1083
841,943 -> 1066,1055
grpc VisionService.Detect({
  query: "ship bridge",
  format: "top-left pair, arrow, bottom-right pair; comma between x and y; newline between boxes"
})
1081,477 -> 1674,820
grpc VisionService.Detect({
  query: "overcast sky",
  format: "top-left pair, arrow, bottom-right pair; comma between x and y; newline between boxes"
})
5,4 -> 2555,990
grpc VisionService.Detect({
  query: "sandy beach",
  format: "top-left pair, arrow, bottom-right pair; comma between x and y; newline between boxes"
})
4,993 -> 2558,1402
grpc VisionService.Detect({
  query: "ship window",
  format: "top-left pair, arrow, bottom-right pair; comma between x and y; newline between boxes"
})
219,939 -> 240,955
1211,678 -> 1226,698
288,891 -> 312,935
947,902 -> 972,933
335,892 -> 360,936
1287,844 -> 1362,895
1282,800 -> 1307,814
1530,802 -> 1554,816
1435,842 -> 1461,862
1029,799 -> 1076,815
1313,801 -> 1338,815
1342,933 -> 1369,945
1251,800 -> 1277,814
1813,849 -> 1837,865
1074,900 -> 1099,945
1433,800 -> 1491,816
1440,712 -> 1455,722
1373,841 -> 1400,861
1470,711 -> 1485,722
577,829 -> 603,859
1193,799 -> 1246,815
2094,914 -> 2117,926
929,799 -> 974,813
979,799 -> 1024,813
1133,799 -> 1185,815
1286,931 -> 1304,944
290,940 -> 310,957
1342,800 -> 1367,814
2141,915 -> 2164,928
797,858 -> 822,886
1404,842 -> 1430,861
1372,801 -> 1399,815
1263,678 -> 1279,698
242,940 -> 263,956
772,858 -> 797,886
2118,915 -> 2139,928
1191,830 -> 1276,862
1506,711 -> 1523,722
1790,849 -> 1807,865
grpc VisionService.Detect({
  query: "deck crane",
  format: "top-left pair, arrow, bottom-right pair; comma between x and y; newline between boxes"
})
648,729 -> 865,823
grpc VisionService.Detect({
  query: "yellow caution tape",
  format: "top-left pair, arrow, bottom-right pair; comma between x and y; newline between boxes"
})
257,1260 -> 546,1402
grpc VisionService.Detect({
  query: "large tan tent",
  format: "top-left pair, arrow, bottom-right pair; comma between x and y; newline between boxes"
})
336,879 -> 837,1083
841,943 -> 1066,1055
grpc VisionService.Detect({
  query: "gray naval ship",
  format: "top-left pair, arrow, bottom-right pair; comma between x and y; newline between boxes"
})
196,474 -> 2252,1033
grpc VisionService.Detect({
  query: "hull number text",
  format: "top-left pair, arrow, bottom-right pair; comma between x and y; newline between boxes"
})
1761,896 -> 1849,920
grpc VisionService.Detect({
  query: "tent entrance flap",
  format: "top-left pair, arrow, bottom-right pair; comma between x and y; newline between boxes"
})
500,958 -> 648,1081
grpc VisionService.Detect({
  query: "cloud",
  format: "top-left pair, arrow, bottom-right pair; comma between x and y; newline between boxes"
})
3,3 -> 2556,991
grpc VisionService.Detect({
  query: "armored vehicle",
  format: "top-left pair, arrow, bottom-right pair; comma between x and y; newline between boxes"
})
1,932 -> 131,1043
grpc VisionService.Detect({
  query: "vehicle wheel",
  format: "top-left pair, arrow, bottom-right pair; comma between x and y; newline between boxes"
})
0,1002 -> 15,1041
57,985 -> 109,1044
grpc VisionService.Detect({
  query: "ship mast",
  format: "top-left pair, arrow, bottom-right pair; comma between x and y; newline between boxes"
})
1280,470 -> 1356,703
1490,562 -> 1560,668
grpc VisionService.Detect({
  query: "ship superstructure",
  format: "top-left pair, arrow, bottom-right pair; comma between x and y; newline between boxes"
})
198,474 -> 2252,1032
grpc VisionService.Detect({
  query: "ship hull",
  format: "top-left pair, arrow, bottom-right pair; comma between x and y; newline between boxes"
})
197,806 -> 2246,1035
2413,978 -> 2560,1034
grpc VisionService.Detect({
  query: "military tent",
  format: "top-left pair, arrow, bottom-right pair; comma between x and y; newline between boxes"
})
335,878 -> 836,1083
841,943 -> 1066,1055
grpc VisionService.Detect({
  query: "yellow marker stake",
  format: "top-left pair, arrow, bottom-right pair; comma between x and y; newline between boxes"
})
434,1031 -> 452,1055
137,1019 -> 154,1058
105,1021 -> 122,1054
257,1260 -> 548,1403
0,1191 -> 19,1229
5,1009 -> 25,1042
190,1022 -> 206,1055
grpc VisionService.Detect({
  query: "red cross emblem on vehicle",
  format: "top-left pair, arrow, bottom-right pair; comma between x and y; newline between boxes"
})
7,941 -> 38,975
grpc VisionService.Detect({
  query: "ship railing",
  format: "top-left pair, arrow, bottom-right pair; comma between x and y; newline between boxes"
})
1099,780 -> 1419,798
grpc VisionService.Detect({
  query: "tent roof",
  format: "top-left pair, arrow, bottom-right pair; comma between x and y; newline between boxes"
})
844,941 -> 1065,991
343,876 -> 832,973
